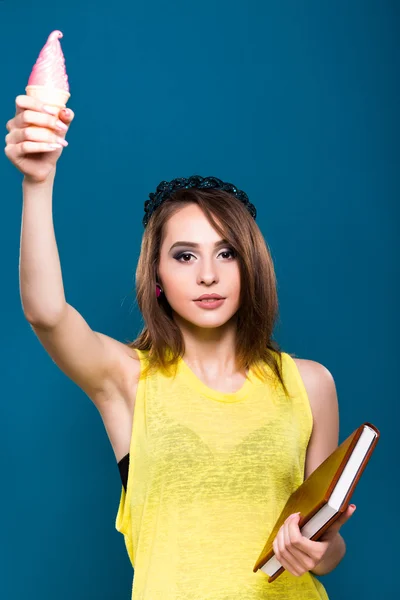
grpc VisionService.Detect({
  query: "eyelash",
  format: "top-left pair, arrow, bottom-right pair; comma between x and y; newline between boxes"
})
174,248 -> 237,263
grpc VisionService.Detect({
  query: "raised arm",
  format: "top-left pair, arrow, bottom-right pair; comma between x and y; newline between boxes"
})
5,95 -> 136,406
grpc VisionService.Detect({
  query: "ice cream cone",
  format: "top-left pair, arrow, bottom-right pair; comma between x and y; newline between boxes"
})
25,85 -> 70,109
26,30 -> 70,111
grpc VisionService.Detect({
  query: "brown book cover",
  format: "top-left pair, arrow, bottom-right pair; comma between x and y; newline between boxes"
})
253,422 -> 380,582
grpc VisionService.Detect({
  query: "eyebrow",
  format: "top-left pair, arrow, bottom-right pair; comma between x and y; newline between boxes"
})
169,240 -> 230,251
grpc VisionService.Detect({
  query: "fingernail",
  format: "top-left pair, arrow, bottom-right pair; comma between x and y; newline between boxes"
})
47,143 -> 62,149
43,105 -> 59,115
62,109 -> 71,118
56,120 -> 68,131
56,137 -> 68,147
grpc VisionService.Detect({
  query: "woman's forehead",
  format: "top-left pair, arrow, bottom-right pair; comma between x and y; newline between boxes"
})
163,205 -> 221,243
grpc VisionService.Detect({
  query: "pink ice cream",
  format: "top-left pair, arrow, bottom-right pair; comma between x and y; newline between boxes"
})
27,30 -> 69,91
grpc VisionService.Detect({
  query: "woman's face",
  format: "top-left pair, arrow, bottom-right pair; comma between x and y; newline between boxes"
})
157,204 -> 241,330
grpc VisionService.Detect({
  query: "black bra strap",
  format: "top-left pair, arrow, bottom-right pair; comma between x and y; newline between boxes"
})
118,453 -> 130,491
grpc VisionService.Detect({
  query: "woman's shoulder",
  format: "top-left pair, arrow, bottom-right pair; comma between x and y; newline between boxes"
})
283,353 -> 337,422
119,344 -> 149,361
121,346 -> 153,381
276,351 -> 333,394
289,355 -> 334,388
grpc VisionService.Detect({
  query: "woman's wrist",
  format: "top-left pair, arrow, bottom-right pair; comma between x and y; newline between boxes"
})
23,168 -> 56,189
22,170 -> 56,206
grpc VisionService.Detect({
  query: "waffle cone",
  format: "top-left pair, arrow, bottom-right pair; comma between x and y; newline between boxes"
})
25,85 -> 70,109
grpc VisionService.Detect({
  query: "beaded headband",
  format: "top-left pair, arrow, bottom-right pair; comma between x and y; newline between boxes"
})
143,175 -> 257,228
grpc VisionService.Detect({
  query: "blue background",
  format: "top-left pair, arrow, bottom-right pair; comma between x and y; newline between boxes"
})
1,1 -> 398,598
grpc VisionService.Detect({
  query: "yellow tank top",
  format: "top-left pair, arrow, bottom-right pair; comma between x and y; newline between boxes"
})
115,349 -> 330,599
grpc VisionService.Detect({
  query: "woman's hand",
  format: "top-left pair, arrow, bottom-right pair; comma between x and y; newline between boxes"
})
272,504 -> 356,577
4,95 -> 74,183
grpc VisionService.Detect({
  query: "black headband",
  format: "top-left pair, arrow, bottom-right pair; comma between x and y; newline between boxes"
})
143,175 -> 257,228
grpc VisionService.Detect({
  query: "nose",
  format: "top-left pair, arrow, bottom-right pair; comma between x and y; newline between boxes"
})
196,256 -> 219,286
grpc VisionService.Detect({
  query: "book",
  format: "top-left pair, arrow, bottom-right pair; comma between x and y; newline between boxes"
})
253,422 -> 380,582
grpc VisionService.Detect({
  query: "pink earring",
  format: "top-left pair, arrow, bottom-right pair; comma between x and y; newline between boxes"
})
156,284 -> 163,298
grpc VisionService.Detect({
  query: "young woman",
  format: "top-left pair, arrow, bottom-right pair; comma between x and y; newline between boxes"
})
5,95 -> 355,599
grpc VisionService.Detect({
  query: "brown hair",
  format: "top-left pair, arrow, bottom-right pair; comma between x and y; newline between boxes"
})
126,187 -> 290,397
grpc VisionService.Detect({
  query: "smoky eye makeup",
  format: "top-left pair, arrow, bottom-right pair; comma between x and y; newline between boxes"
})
173,248 -> 237,261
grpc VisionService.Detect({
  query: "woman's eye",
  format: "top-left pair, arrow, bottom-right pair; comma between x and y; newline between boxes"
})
175,253 -> 194,263
175,249 -> 236,263
220,249 -> 236,260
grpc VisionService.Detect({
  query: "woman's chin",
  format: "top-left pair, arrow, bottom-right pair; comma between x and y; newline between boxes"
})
172,305 -> 239,329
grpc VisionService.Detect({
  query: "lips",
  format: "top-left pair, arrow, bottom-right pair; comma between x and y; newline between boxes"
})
195,295 -> 224,301
194,297 -> 226,308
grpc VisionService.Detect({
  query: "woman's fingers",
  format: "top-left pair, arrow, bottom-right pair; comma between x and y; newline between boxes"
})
57,107 -> 75,125
273,536 -> 299,576
54,108 -> 74,141
9,96 -> 74,136
6,111 -> 67,135
11,109 -> 69,134
15,94 -> 59,116
272,515 -> 307,577
6,141 -> 64,157
4,95 -> 73,181
6,126 -> 68,147
273,531 -> 302,577
5,120 -> 69,158
282,518 -> 314,573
